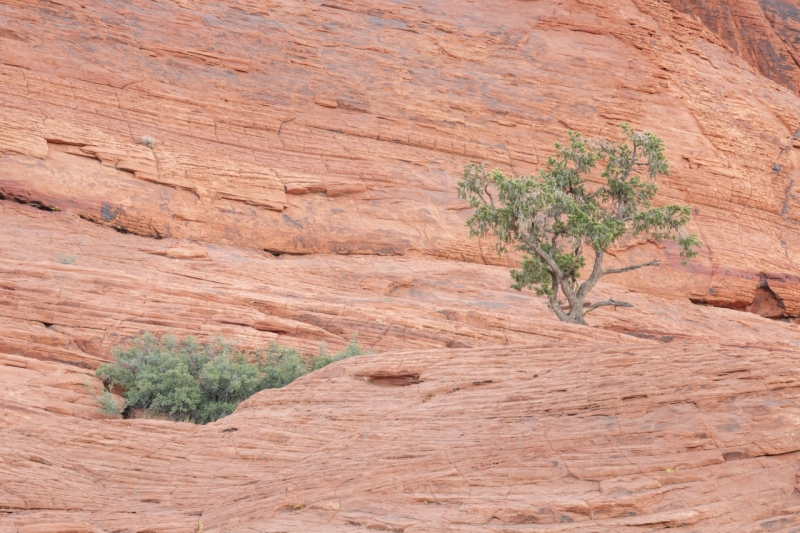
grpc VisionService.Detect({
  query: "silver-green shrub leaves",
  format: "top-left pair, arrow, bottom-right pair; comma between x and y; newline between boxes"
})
96,332 -> 365,423
457,124 -> 700,325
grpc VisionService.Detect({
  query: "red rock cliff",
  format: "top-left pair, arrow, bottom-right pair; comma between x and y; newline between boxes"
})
3,0 -> 800,314
666,0 -> 800,92
4,1 -> 800,532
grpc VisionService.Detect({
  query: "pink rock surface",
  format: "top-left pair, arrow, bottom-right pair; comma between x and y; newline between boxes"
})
2,0 -> 800,312
2,202 -> 797,365
4,0 -> 800,531
2,200 -> 800,531
4,337 -> 800,531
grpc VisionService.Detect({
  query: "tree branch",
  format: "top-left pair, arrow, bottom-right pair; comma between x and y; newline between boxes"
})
547,275 -> 568,322
483,183 -> 494,206
476,164 -> 494,206
584,298 -> 634,315
519,234 -> 565,279
623,143 -> 637,182
517,233 -> 580,303
576,247 -> 605,301
603,259 -> 659,275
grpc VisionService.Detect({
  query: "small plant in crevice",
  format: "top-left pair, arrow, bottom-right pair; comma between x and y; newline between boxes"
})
309,335 -> 365,371
139,135 -> 156,149
56,253 -> 76,265
84,382 -> 122,418
95,332 -> 366,424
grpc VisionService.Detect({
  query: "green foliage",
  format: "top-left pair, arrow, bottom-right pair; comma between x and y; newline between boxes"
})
95,332 -> 366,424
257,343 -> 309,389
457,124 -> 701,325
84,382 -> 122,418
309,334 -> 365,371
56,253 -> 76,265
139,135 -> 156,149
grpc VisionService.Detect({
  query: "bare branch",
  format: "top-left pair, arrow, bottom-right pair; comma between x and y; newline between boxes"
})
483,183 -> 494,206
479,164 -> 494,206
603,259 -> 659,275
584,298 -> 634,315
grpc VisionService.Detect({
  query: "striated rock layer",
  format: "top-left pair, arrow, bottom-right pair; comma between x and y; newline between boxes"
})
4,0 -> 800,531
3,0 -> 800,313
666,0 -> 800,93
4,335 -> 800,531
2,202 -> 797,368
3,197 -> 800,532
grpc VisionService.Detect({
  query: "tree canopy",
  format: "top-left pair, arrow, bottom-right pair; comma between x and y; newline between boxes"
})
457,124 -> 701,325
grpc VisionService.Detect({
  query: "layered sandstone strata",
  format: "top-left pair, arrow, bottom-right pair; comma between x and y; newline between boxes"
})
2,0 -> 800,314
666,0 -> 800,93
3,200 -> 800,531
3,0 -> 800,531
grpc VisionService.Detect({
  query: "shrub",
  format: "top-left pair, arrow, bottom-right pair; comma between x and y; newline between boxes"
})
257,343 -> 309,388
309,335 -> 364,371
84,382 -> 122,418
139,135 -> 156,149
95,332 -> 365,423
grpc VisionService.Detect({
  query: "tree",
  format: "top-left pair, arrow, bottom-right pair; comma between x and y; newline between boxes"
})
457,124 -> 701,325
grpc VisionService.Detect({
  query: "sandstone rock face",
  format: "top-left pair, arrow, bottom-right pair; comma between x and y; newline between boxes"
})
666,0 -> 800,93
4,0 -> 800,531
3,0 -> 800,314
4,326 -> 800,531
4,193 -> 800,531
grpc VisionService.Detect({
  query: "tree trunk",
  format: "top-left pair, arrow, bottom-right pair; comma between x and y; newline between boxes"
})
565,305 -> 587,325
561,282 -> 588,325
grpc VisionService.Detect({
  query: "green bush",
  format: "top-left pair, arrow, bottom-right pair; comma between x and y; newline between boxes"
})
309,336 -> 365,371
95,332 -> 365,424
85,382 -> 122,418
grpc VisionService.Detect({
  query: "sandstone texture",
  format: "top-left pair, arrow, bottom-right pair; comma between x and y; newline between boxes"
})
4,0 -> 800,531
5,337 -> 800,532
3,200 -> 800,532
4,189 -> 800,532
666,0 -> 800,93
2,0 -> 800,312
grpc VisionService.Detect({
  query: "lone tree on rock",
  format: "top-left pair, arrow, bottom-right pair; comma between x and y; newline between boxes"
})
457,124 -> 701,325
